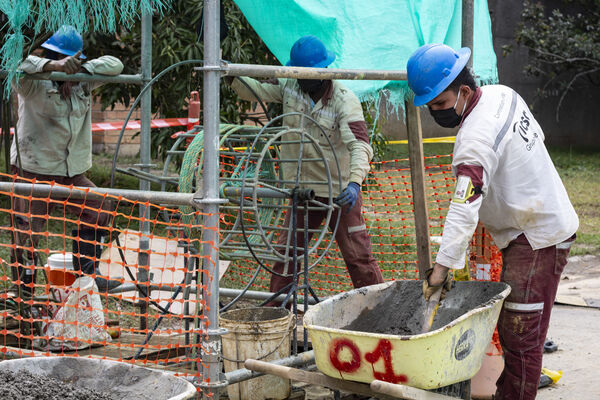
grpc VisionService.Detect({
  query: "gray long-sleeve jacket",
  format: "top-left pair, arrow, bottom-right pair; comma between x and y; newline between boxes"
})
231,77 -> 373,197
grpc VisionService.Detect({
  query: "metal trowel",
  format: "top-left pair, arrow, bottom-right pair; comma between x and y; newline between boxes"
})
421,286 -> 443,333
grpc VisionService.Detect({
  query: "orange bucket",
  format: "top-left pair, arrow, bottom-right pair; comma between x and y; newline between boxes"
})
47,253 -> 77,287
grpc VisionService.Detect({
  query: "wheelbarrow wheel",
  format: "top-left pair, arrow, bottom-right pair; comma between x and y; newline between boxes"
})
432,379 -> 471,399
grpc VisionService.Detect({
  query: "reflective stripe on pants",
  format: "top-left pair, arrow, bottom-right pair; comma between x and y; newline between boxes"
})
269,193 -> 384,296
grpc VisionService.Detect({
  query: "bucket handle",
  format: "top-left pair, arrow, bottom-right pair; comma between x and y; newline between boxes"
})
221,314 -> 297,363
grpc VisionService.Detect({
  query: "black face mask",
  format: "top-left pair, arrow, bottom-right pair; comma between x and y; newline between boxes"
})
429,107 -> 462,128
428,90 -> 466,128
298,79 -> 324,94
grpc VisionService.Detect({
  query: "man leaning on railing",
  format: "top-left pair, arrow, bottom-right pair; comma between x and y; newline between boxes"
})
11,26 -> 124,294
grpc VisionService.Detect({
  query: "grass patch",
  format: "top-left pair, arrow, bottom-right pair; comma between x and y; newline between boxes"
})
548,147 -> 600,255
383,143 -> 600,256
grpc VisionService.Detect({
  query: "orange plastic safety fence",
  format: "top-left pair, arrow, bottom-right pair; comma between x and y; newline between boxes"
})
0,172 -> 217,383
0,153 -> 506,376
218,153 -> 504,354
221,154 -> 502,295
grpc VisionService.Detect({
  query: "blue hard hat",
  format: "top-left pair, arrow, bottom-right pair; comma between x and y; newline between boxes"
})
41,26 -> 86,59
286,35 -> 335,68
406,44 -> 471,106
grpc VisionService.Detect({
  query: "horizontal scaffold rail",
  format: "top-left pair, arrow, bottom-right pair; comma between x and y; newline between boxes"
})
199,62 -> 408,81
0,182 -> 306,207
0,182 -> 197,207
0,70 -> 144,85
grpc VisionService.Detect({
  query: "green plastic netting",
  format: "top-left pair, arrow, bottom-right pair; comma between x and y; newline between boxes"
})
233,0 -> 498,108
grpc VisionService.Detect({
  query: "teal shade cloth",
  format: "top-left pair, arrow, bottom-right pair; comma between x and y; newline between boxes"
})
233,0 -> 498,105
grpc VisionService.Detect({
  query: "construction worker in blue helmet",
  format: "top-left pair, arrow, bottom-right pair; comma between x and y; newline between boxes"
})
10,26 -> 124,295
407,44 -> 578,400
226,35 -> 384,305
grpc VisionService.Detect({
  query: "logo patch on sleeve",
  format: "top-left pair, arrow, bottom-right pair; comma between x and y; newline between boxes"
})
453,175 -> 474,204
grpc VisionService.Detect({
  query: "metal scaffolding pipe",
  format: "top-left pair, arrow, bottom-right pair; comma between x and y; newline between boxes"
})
137,5 -> 154,332
217,63 -> 407,81
462,0 -> 474,71
0,182 -> 197,206
0,70 -> 143,84
222,186 -> 287,199
219,288 -> 319,305
200,0 -> 226,397
222,186 -> 315,200
224,350 -> 315,385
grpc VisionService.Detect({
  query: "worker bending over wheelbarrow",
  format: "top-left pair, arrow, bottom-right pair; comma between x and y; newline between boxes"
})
226,35 -> 384,303
407,44 -> 578,400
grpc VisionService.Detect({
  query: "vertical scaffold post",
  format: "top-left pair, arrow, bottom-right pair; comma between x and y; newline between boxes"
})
200,0 -> 227,397
462,0 -> 474,70
405,102 -> 432,280
137,5 -> 153,331
463,0 -> 476,281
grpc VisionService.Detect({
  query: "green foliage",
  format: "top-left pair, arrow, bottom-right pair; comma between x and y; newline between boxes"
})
84,0 -> 278,159
505,0 -> 600,119
362,102 -> 387,163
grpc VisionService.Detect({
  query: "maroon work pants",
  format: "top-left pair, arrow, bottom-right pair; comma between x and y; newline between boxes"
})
495,233 -> 575,400
269,193 -> 384,295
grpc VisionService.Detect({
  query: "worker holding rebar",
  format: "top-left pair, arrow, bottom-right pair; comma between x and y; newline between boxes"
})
406,44 -> 579,400
227,35 -> 384,301
10,26 -> 123,293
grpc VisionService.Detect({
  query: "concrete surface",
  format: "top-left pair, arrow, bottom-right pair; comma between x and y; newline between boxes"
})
538,255 -> 600,399
538,305 -> 600,399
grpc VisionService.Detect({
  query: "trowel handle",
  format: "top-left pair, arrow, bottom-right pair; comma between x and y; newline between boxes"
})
429,286 -> 443,303
421,286 -> 443,334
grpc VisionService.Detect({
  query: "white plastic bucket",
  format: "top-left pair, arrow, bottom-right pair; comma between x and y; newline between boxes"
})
220,307 -> 293,400
47,252 -> 76,286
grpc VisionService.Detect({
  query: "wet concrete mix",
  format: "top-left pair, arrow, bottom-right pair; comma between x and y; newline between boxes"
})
0,369 -> 115,400
342,281 -> 506,335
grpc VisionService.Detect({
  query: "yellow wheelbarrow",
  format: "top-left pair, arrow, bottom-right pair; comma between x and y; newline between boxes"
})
303,280 -> 510,390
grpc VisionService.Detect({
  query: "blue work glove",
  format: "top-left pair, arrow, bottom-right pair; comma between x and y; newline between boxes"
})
334,182 -> 361,212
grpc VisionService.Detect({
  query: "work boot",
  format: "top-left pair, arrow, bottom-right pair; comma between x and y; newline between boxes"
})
72,228 -> 122,292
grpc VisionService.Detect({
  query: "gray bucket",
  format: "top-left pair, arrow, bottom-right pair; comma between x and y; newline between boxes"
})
0,357 -> 196,400
220,307 -> 293,400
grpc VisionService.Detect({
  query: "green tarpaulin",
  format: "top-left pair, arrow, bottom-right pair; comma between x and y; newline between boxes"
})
233,0 -> 497,105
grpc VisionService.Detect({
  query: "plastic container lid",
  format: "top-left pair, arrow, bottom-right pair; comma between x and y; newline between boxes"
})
47,253 -> 74,270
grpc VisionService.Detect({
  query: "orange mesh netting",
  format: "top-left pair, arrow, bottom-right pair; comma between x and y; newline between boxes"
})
0,152 -> 504,376
220,154 -> 503,296
0,172 -> 216,383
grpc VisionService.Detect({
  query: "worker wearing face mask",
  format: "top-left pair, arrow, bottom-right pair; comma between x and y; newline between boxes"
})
227,35 -> 384,301
406,44 -> 578,400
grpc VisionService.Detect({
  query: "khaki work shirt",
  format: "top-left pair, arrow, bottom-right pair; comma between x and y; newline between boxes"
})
231,77 -> 373,197
11,55 -> 124,177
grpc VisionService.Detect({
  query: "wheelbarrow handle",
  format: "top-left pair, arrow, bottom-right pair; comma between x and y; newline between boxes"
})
245,359 -> 375,397
246,359 -> 459,399
370,379 -> 457,400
